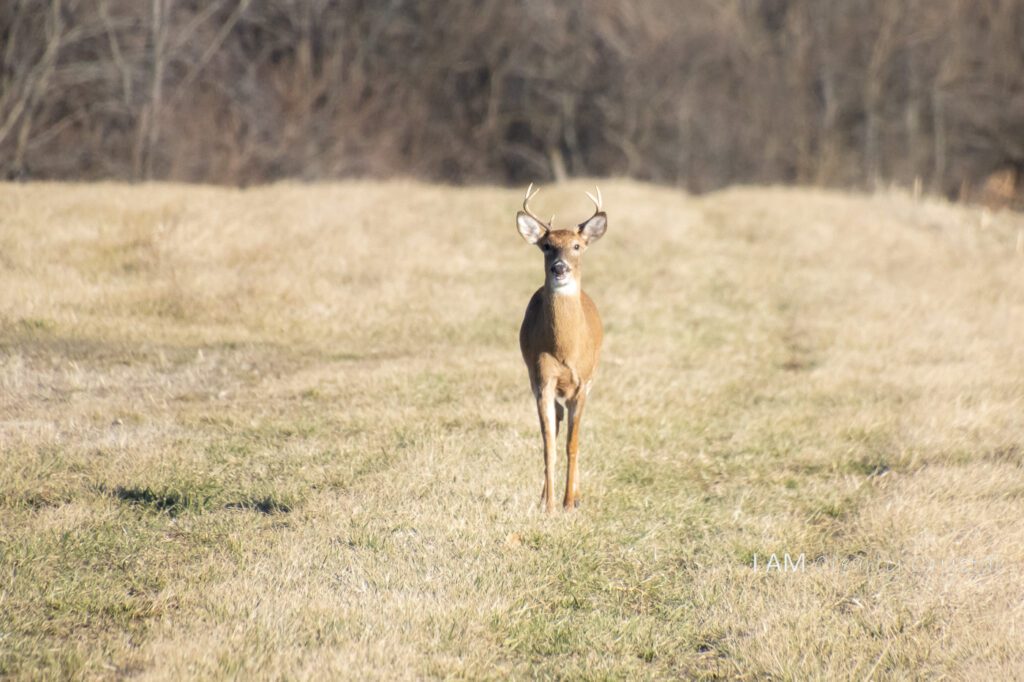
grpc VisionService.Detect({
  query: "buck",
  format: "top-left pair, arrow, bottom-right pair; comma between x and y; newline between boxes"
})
516,184 -> 607,512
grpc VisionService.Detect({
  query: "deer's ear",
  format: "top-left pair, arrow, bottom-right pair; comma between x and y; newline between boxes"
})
578,212 -> 607,244
516,211 -> 547,244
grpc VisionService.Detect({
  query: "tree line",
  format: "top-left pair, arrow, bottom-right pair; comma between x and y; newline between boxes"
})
2,0 -> 1023,199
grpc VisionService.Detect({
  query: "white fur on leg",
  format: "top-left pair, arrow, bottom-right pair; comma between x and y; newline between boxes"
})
544,398 -> 557,461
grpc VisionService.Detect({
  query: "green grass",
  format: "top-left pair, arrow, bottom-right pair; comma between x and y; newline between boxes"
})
1,180 -> 1023,678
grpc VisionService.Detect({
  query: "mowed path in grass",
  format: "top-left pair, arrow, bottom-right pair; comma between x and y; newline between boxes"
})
1,181 -> 1023,678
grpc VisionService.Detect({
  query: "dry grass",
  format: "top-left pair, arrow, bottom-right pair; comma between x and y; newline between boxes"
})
1,180 -> 1023,679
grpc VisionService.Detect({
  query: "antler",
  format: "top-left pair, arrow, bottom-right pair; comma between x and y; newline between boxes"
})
583,186 -> 603,220
523,183 -> 553,227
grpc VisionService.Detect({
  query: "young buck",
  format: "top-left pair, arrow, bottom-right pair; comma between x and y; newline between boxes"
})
516,184 -> 607,512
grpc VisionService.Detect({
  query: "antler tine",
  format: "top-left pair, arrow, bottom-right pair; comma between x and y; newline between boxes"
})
522,182 -> 549,226
584,186 -> 603,216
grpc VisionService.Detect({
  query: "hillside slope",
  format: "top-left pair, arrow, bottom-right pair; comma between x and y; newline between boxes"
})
1,181 -> 1023,678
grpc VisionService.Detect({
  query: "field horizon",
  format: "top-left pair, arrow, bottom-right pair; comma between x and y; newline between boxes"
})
2,180 -> 1023,678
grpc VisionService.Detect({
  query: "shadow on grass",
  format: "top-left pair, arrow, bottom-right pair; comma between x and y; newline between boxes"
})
224,496 -> 292,514
112,485 -> 215,516
112,485 -> 292,516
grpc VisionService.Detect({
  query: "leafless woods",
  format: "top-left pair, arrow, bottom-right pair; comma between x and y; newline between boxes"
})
2,0 -> 1022,197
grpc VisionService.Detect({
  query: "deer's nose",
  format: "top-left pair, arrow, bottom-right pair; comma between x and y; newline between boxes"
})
551,260 -> 569,276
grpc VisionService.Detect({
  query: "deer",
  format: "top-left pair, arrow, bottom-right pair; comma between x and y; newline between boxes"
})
516,184 -> 607,513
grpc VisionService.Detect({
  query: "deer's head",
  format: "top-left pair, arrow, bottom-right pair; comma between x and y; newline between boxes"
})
516,184 -> 607,295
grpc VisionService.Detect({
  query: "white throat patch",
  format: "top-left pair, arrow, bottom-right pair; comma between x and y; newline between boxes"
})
549,277 -> 579,296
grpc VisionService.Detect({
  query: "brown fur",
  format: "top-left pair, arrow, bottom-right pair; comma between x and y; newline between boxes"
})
519,283 -> 603,403
516,203 -> 607,512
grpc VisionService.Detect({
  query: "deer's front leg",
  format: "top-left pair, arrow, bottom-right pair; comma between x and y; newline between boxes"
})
536,381 -> 558,514
564,391 -> 586,509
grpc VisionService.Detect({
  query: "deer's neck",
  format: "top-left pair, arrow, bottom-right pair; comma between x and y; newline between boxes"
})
542,285 -> 587,351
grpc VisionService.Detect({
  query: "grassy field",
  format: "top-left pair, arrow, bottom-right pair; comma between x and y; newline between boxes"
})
1,180 -> 1023,679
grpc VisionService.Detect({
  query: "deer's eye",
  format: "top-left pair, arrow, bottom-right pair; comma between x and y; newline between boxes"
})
541,243 -> 549,251
573,244 -> 580,250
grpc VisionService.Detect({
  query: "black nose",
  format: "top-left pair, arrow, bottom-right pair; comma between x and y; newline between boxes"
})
551,261 -> 569,276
